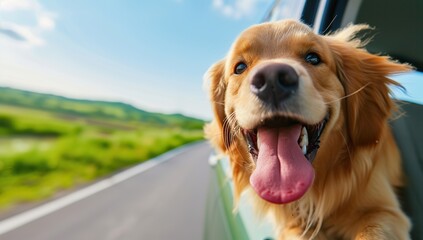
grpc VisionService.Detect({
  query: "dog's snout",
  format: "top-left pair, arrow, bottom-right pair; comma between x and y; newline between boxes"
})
250,63 -> 299,104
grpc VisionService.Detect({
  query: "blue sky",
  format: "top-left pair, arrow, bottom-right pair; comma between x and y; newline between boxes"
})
0,0 -> 272,119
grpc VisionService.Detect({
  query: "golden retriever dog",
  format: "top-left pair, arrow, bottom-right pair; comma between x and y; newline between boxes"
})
205,20 -> 411,239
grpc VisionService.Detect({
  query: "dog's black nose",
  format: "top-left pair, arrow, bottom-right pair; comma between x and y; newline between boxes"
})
250,63 -> 299,104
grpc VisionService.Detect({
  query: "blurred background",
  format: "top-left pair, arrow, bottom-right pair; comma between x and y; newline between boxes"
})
0,1 -> 271,239
0,0 -> 422,240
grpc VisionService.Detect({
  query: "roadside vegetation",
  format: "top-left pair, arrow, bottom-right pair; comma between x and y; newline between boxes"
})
0,88 -> 204,212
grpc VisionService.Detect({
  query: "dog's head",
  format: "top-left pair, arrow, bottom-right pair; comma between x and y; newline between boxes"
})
205,20 -> 410,204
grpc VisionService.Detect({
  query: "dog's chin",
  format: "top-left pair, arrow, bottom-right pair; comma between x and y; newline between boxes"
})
240,114 -> 328,204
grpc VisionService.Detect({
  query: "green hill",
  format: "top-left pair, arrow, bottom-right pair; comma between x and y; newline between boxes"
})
0,87 -> 204,129
0,86 -> 205,212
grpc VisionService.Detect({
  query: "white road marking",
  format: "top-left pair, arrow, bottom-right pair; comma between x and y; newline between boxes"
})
0,142 -> 201,235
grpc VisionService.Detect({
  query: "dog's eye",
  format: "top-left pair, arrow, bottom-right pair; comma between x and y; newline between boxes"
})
234,62 -> 248,74
305,53 -> 321,65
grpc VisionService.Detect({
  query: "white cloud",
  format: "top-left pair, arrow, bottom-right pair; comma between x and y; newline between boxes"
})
37,13 -> 55,30
0,0 -> 56,47
0,0 -> 34,11
212,0 -> 264,19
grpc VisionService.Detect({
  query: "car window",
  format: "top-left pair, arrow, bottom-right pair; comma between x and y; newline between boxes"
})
263,0 -> 306,22
346,0 -> 422,71
344,0 -> 423,104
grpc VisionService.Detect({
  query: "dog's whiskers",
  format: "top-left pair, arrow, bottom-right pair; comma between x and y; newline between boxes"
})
322,15 -> 337,35
324,82 -> 371,104
210,100 -> 225,106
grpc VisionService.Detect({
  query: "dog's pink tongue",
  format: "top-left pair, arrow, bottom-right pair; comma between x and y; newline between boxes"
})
250,125 -> 314,204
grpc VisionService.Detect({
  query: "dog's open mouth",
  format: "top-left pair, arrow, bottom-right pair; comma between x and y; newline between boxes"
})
243,117 -> 327,163
242,116 -> 327,204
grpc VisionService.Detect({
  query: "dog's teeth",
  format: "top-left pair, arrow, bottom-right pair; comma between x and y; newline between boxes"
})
257,131 -> 261,149
300,127 -> 308,145
299,127 -> 308,155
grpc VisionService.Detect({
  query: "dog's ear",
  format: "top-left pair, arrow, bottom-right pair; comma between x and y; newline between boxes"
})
204,60 -> 232,152
325,25 -> 412,147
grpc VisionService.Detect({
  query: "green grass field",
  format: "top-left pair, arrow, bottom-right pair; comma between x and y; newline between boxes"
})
0,103 -> 204,212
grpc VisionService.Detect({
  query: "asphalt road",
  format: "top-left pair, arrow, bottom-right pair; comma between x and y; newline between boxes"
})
0,141 -> 213,240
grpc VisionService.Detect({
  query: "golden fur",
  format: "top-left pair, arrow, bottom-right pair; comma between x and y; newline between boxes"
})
205,20 -> 411,239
